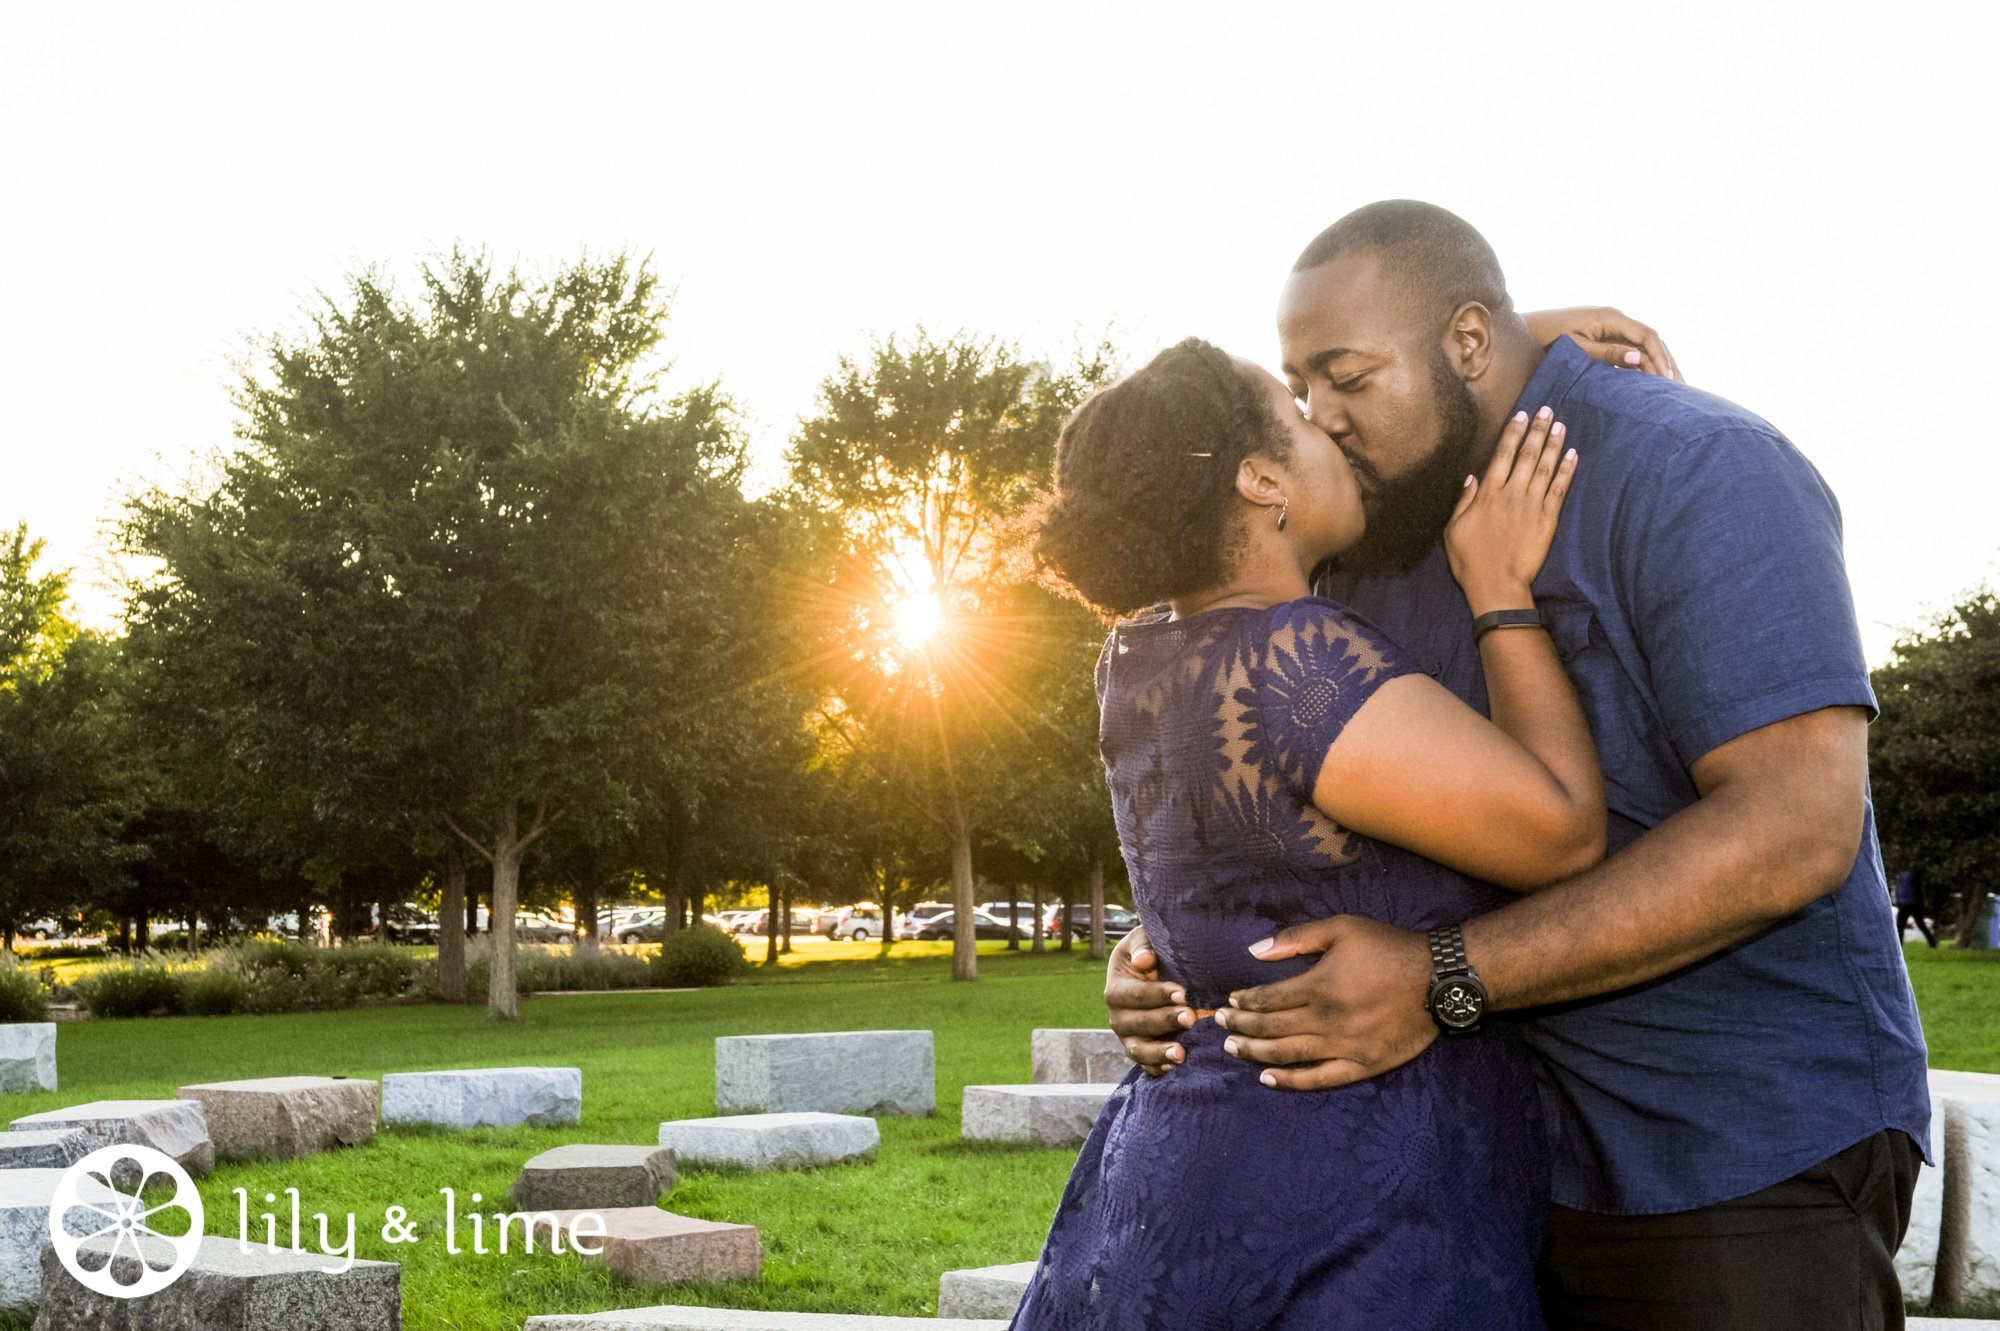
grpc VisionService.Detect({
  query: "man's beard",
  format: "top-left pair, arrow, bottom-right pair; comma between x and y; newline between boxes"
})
1334,346 -> 1488,575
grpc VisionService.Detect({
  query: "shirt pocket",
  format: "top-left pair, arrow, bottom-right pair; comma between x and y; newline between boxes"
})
1546,605 -> 1688,830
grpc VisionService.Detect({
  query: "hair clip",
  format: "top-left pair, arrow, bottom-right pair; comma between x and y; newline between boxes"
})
1188,451 -> 1214,458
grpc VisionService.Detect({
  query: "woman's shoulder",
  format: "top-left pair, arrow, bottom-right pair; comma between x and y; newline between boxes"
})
1258,596 -> 1418,677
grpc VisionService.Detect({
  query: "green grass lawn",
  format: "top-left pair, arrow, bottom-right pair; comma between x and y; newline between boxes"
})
5,941 -> 1993,1330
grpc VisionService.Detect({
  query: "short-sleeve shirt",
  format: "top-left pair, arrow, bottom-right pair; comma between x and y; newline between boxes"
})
1320,336 -> 1930,1215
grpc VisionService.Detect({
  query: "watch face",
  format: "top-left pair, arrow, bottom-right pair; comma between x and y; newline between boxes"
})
1432,978 -> 1485,1030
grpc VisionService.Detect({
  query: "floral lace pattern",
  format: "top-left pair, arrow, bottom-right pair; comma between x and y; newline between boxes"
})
1014,598 -> 1549,1331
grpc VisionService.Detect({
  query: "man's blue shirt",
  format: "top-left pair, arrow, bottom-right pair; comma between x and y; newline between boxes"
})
1320,336 -> 1930,1215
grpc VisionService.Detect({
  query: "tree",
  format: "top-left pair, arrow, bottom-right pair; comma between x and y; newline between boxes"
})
1870,582 -> 2000,946
123,250 -> 762,1017
0,526 -> 143,946
785,332 -> 1114,979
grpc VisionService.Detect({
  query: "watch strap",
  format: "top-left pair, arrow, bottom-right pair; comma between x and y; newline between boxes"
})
1471,608 -> 1548,640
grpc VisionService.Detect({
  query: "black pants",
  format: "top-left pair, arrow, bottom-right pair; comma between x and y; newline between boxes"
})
1542,1129 -> 1923,1331
1897,906 -> 1937,947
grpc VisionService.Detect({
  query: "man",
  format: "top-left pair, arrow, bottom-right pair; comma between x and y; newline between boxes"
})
1105,201 -> 1930,1329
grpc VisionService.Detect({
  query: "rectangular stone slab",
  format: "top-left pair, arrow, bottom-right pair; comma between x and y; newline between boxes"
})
539,1207 -> 761,1285
0,1023 -> 56,1094
1931,1068 -> 2000,1306
512,1144 -> 678,1210
0,1127 -> 90,1170
939,1259 -> 1038,1318
961,1084 -> 1118,1146
177,1076 -> 378,1161
659,1112 -> 878,1171
10,1098 -> 214,1178
526,1310 -> 1007,1330
0,1167 -> 119,1311
715,1031 -> 933,1116
380,1066 -> 581,1128
1897,1084 -> 1947,1307
1031,1029 -> 1127,1085
34,1233 -> 400,1329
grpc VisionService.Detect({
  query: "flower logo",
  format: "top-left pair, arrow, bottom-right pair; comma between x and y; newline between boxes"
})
50,1145 -> 204,1299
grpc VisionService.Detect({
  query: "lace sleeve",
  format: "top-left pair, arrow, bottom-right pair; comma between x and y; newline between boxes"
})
1249,598 -> 1419,796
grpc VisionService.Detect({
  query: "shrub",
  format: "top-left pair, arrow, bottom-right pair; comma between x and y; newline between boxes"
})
0,960 -> 50,1022
652,924 -> 751,988
75,964 -> 185,1018
180,966 -> 249,1017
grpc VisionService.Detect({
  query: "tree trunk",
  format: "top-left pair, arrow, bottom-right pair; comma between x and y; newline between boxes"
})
186,912 -> 197,955
778,879 -> 794,956
1059,891 -> 1074,953
949,809 -> 977,982
575,871 -> 600,952
662,887 -> 684,937
1954,885 -> 1993,948
486,806 -> 528,1021
1030,882 -> 1044,954
118,917 -> 132,954
1006,894 -> 1021,951
438,849 -> 467,1003
1088,856 -> 1108,961
762,884 -> 779,967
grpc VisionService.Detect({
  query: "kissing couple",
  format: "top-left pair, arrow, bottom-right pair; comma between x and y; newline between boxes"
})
1015,200 -> 1929,1331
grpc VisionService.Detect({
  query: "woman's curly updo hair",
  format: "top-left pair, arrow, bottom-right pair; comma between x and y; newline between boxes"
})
1035,338 -> 1291,616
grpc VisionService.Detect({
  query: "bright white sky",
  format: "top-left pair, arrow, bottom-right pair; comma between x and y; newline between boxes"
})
3,1 -> 1991,663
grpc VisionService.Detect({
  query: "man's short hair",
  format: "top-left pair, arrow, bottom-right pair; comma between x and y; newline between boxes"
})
1292,200 -> 1511,329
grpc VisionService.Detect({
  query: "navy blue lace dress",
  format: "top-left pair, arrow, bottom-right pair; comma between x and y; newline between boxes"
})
1010,598 -> 1549,1331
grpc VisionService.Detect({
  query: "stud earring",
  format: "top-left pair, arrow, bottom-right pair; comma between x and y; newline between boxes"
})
1275,496 -> 1289,532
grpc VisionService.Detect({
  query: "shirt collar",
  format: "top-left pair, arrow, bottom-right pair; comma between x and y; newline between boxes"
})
1509,335 -> 1594,420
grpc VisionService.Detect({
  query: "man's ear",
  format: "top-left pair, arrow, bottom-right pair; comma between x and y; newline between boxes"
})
1442,301 -> 1496,382
1235,454 -> 1285,509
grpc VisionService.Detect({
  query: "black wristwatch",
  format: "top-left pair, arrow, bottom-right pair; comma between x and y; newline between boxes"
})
1425,923 -> 1487,1035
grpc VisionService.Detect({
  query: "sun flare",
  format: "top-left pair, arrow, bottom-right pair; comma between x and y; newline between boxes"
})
893,592 -> 944,649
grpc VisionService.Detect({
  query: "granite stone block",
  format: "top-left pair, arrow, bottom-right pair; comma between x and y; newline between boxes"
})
1030,1029 -> 1127,1085
538,1208 -> 761,1285
177,1076 -> 377,1161
658,1112 -> 878,1171
960,1084 -> 1117,1147
0,1024 -> 56,1094
511,1144 -> 678,1210
380,1067 -> 580,1128
0,1167 -> 118,1310
715,1032 -> 933,1117
9,1098 -> 214,1179
33,1233 -> 399,1329
939,1260 -> 1037,1318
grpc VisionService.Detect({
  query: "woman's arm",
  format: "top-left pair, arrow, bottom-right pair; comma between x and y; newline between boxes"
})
1310,410 -> 1606,891
1523,306 -> 1682,382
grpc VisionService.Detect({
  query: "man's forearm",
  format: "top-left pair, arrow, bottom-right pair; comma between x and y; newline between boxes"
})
1466,756 -> 1859,1010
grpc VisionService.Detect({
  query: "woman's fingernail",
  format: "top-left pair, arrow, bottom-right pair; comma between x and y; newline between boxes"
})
1223,1037 -> 1241,1056
1513,409 -> 1528,423
1260,1071 -> 1278,1088
1247,938 -> 1274,956
1566,449 -> 1577,462
1536,405 -> 1553,420
1624,349 -> 1642,365
1178,1008 -> 1195,1028
1170,989 -> 1187,1005
1551,422 -> 1565,436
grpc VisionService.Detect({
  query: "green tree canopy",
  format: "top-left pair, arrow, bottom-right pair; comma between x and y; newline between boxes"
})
784,331 -> 1114,979
1870,581 -> 2000,945
122,250 -> 769,1015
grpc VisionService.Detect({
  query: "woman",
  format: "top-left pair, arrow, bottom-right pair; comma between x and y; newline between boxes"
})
1017,337 -> 1605,1330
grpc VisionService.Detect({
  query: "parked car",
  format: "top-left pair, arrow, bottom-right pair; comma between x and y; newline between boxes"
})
827,905 -> 885,941
743,908 -> 820,937
376,902 -> 441,945
895,901 -> 952,940
913,909 -> 1035,942
977,901 -> 1040,932
611,909 -> 667,945
1044,903 -> 1140,941
514,913 -> 575,944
